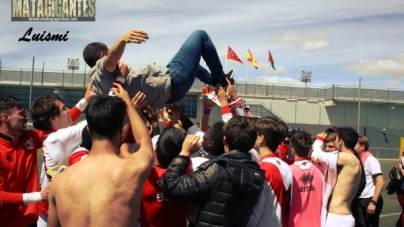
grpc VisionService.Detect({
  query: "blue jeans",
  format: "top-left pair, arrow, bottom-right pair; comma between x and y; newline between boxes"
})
167,30 -> 224,103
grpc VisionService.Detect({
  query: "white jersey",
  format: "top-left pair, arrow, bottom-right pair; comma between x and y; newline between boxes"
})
39,121 -> 87,213
359,154 -> 382,198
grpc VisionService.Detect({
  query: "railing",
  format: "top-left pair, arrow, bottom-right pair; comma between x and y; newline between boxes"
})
370,147 -> 400,159
1,68 -> 404,103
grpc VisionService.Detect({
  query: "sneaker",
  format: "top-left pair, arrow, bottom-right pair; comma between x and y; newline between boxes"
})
220,70 -> 235,87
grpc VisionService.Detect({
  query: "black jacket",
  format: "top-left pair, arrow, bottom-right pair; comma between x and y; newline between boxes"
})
163,150 -> 265,227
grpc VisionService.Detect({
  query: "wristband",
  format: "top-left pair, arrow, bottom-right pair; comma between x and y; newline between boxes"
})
203,107 -> 212,115
23,192 -> 42,205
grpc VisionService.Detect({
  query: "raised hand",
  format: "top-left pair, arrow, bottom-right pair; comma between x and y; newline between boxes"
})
201,84 -> 216,108
141,106 -> 159,127
226,78 -> 238,101
121,30 -> 149,44
317,132 -> 327,140
179,134 -> 201,156
168,104 -> 181,125
217,86 -> 229,107
111,82 -> 131,105
84,83 -> 96,102
131,92 -> 147,112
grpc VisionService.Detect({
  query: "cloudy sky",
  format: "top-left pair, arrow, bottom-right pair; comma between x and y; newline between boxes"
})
1,0 -> 404,89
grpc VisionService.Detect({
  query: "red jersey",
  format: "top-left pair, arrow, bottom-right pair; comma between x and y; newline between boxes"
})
0,131 -> 43,227
140,166 -> 188,227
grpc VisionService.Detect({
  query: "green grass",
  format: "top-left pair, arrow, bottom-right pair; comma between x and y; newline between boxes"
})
36,150 -> 401,225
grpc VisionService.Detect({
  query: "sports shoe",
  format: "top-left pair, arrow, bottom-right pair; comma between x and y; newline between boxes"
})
211,70 -> 235,87
220,70 -> 235,87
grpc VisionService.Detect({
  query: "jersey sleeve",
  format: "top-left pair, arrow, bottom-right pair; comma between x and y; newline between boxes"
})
311,138 -> 338,166
367,156 -> 382,176
44,121 -> 87,172
69,99 -> 89,122
0,163 -> 24,206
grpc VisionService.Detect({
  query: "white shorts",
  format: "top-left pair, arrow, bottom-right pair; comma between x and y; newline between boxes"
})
325,213 -> 354,227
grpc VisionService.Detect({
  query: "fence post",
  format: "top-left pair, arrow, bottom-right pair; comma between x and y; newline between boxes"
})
62,70 -> 65,86
289,85 -> 292,98
332,85 -> 335,100
20,69 -> 23,85
388,88 -> 390,102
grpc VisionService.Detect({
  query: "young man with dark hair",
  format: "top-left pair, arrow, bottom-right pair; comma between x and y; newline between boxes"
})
0,95 -> 49,227
48,84 -> 154,226
83,29 -> 234,107
162,116 -> 265,226
311,126 -> 362,227
353,136 -> 385,227
249,116 -> 293,227
140,127 -> 189,227
201,121 -> 225,157
30,84 -> 95,227
288,131 -> 324,227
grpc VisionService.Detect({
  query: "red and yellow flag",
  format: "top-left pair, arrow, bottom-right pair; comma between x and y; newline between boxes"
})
247,49 -> 258,69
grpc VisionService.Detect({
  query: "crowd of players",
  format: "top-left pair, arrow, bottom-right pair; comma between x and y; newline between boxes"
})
0,29 -> 396,227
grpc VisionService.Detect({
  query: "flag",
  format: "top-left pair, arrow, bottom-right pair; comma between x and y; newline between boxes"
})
268,49 -> 276,70
227,46 -> 243,64
247,49 -> 258,69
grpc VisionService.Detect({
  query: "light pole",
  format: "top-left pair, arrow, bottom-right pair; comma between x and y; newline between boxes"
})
300,71 -> 312,98
67,58 -> 80,84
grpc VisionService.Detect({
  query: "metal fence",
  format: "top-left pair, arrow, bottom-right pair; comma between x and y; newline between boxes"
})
370,147 -> 400,159
1,68 -> 404,103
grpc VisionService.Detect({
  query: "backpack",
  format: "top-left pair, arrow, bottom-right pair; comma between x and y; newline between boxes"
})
386,166 -> 403,195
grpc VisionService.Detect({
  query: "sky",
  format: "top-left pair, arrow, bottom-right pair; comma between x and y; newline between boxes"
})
1,0 -> 404,90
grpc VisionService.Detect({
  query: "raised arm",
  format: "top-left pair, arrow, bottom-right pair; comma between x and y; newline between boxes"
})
163,135 -> 213,202
69,83 -> 96,121
104,30 -> 149,72
111,83 -> 154,167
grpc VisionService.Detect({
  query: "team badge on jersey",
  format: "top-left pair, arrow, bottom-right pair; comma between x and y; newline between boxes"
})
25,138 -> 35,149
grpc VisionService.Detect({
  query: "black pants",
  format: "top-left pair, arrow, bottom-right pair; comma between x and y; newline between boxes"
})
351,196 -> 384,227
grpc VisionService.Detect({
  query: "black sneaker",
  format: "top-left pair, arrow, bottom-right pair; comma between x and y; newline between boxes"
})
220,70 -> 235,87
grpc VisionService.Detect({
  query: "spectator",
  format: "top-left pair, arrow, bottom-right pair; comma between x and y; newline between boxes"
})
396,151 -> 404,227
352,136 -> 384,227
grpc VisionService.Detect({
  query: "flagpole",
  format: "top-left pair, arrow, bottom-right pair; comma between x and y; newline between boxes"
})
267,48 -> 269,77
225,45 -> 228,72
245,47 -> 248,82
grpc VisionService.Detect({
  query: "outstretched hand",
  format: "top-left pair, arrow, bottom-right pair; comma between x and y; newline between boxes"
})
141,106 -> 159,126
201,84 -> 216,108
111,82 -> 131,105
217,86 -> 229,107
131,92 -> 147,112
317,132 -> 327,140
179,134 -> 201,156
226,78 -> 238,101
122,30 -> 149,44
84,83 -> 96,103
